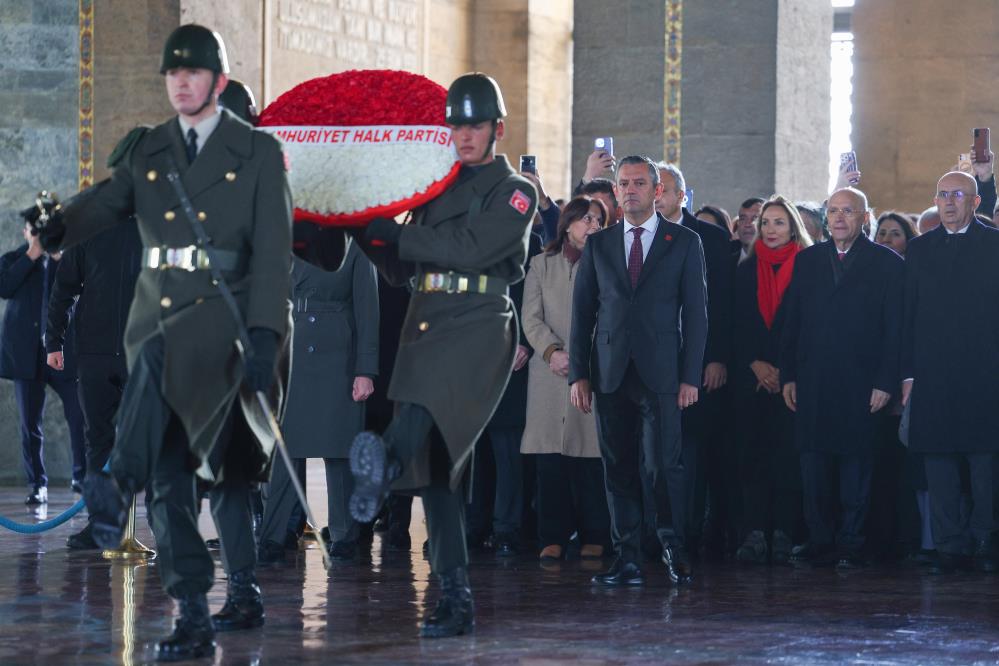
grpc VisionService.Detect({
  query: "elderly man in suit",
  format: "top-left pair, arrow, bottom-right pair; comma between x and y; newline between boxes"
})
902,171 -> 999,574
569,155 -> 708,586
780,187 -> 904,569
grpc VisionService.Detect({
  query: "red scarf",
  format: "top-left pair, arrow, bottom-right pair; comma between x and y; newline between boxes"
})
754,238 -> 799,329
563,243 -> 582,265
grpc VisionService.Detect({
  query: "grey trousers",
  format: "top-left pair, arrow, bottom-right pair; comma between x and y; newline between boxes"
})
260,457 -> 359,544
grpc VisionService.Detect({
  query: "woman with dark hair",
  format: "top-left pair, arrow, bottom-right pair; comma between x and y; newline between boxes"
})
521,196 -> 611,561
694,205 -> 732,233
874,211 -> 917,256
733,195 -> 812,565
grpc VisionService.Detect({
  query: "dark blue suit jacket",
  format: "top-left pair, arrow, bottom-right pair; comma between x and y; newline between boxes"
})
0,244 -> 73,380
569,213 -> 708,394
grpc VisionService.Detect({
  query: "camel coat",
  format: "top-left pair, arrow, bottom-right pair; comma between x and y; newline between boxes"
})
521,249 -> 601,458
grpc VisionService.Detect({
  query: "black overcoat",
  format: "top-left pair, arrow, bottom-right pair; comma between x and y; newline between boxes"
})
901,221 -> 999,453
780,236 -> 904,455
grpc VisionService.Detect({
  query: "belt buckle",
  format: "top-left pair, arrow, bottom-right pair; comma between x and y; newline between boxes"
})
445,271 -> 456,294
181,246 -> 196,272
427,273 -> 445,292
164,247 -> 180,269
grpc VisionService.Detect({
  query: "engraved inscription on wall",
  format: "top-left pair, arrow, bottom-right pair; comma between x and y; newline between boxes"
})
275,0 -> 423,71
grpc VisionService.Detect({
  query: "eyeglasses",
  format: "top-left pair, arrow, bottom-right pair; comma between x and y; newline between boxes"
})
826,207 -> 858,217
935,190 -> 968,201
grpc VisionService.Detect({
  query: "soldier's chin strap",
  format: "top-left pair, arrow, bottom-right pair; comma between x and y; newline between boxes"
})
190,72 -> 219,117
163,159 -> 332,571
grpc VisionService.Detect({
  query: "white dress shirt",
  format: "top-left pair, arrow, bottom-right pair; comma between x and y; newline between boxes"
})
177,109 -> 222,156
944,221 -> 972,234
623,212 -> 659,265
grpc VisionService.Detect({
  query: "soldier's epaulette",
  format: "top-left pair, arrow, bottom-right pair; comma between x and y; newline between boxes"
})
107,126 -> 152,168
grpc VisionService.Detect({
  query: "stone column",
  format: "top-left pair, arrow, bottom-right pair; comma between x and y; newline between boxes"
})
573,0 -> 830,211
852,0 -> 999,214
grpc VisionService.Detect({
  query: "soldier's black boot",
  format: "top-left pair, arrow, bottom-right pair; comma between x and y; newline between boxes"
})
419,567 -> 475,638
156,593 -> 216,662
349,431 -> 402,523
211,569 -> 265,631
83,471 -> 134,550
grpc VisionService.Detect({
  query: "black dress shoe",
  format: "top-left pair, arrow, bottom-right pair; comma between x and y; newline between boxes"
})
212,569 -> 265,632
385,527 -> 412,552
205,538 -> 221,550
157,594 -> 216,662
256,539 -> 286,566
928,551 -> 972,575
25,486 -> 47,505
973,539 -> 998,573
771,530 -> 792,565
662,545 -> 694,584
420,567 -> 474,638
328,539 -> 358,562
83,473 -> 132,549
349,431 -> 401,523
835,553 -> 865,570
67,523 -> 100,550
493,532 -> 519,557
736,530 -> 768,565
592,559 -> 644,586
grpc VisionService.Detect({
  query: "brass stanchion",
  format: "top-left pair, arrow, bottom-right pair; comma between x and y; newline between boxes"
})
102,496 -> 155,560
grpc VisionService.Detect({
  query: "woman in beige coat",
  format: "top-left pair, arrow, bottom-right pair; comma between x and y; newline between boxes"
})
522,197 -> 612,561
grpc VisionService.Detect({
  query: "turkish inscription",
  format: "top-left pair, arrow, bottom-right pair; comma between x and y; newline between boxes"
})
275,0 -> 422,71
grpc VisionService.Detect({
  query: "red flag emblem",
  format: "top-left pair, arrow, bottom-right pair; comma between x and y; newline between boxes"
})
509,189 -> 531,215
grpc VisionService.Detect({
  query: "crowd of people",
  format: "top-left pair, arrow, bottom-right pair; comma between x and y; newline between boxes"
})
2,21 -> 997,659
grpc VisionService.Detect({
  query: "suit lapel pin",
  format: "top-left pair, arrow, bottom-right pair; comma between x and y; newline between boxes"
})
664,234 -> 673,241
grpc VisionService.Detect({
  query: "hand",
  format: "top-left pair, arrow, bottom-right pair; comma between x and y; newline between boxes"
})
870,388 -> 891,413
901,379 -> 913,407
364,217 -> 403,246
971,145 -> 994,181
243,328 -> 280,393
512,345 -> 530,372
835,164 -> 861,190
352,376 -> 374,402
570,379 -> 592,414
749,360 -> 780,394
520,172 -> 551,210
24,230 -> 43,261
678,383 -> 698,409
782,381 -> 797,412
702,362 -> 727,392
46,351 -> 64,371
583,150 -> 616,183
548,350 -> 570,378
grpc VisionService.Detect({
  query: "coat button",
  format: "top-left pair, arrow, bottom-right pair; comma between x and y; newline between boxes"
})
225,171 -> 237,182
164,211 -> 175,221
197,211 -> 207,221
418,321 -> 429,332
160,297 -> 172,308
308,315 -> 316,323
306,345 -> 315,353
146,170 -> 157,182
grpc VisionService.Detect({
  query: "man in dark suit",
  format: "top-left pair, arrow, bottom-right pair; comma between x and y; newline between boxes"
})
569,155 -> 708,586
780,187 -> 904,569
0,221 -> 86,505
901,171 -> 999,574
650,162 -> 734,558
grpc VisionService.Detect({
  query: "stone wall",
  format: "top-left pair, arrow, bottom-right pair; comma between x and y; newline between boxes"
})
0,0 -> 80,484
852,0 -> 999,214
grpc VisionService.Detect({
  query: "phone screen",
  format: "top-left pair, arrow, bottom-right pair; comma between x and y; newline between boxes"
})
520,155 -> 536,174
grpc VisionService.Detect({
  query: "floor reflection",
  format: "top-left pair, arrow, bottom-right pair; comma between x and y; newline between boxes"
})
0,473 -> 997,664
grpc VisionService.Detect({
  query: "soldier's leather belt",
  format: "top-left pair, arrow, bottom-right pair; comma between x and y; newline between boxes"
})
142,246 -> 246,273
416,271 -> 507,295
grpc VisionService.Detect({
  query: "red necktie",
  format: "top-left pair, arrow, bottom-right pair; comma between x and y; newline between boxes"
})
838,251 -> 846,262
628,227 -> 645,288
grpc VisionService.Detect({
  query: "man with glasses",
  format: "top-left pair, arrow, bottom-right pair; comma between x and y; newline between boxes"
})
780,187 -> 904,569
901,171 -> 999,574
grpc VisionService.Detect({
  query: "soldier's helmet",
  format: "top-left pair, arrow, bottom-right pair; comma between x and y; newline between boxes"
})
220,79 -> 258,124
160,24 -> 229,75
445,73 -> 507,125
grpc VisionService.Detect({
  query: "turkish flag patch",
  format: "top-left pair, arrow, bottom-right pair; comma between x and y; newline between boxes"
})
509,189 -> 531,215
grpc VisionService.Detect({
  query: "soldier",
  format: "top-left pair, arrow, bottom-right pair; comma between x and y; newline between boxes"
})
349,73 -> 537,638
29,24 -> 291,662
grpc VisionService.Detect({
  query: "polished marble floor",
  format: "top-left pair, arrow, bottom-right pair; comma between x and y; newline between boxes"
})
0,469 -> 998,665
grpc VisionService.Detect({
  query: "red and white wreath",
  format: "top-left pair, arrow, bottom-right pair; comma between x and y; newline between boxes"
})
258,69 -> 459,227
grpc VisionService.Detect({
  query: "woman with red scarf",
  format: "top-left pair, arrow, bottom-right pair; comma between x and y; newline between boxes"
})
732,195 -> 813,565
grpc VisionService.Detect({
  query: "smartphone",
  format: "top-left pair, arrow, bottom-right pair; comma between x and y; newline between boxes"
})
958,153 -> 973,174
519,155 -> 536,174
839,151 -> 859,184
594,137 -> 614,157
974,128 -> 991,163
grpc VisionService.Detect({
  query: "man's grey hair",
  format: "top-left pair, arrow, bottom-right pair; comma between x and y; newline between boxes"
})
830,186 -> 869,213
655,161 -> 685,193
617,155 -> 660,185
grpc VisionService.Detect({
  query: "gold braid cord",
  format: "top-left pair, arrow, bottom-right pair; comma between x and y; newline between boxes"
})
78,0 -> 94,189
665,0 -> 682,165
